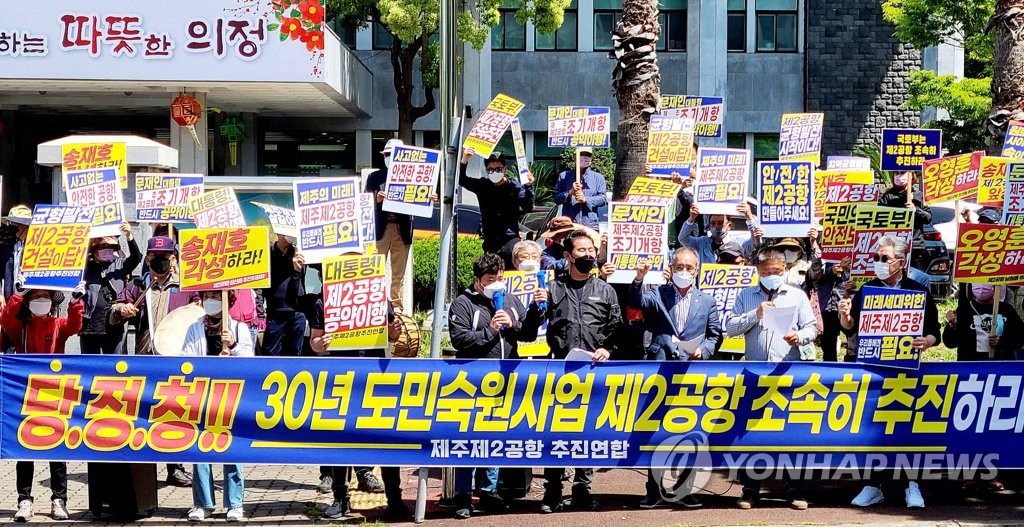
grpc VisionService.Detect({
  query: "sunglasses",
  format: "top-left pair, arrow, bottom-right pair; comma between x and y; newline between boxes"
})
486,167 -> 505,174
872,254 -> 902,263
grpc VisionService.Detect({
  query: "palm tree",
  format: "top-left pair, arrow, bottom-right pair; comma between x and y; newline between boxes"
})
987,0 -> 1024,153
611,0 -> 661,200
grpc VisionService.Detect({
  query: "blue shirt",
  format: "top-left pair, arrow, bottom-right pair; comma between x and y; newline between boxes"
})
725,283 -> 818,362
554,169 -> 607,229
677,219 -> 756,264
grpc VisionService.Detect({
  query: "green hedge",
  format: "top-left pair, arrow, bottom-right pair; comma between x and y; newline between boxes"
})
412,237 -> 484,310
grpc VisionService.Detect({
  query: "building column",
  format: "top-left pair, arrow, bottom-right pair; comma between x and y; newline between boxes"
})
921,42 -> 964,123
355,129 -> 373,171
687,0 -> 728,146
224,112 -> 258,177
170,92 -> 209,175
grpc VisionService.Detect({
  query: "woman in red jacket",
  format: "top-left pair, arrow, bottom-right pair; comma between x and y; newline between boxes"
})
0,284 -> 83,521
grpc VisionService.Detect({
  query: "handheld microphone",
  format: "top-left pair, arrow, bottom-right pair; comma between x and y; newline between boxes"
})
536,272 -> 547,310
493,291 -> 506,330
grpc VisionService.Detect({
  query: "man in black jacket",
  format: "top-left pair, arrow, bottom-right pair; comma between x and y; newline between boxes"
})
262,234 -> 306,356
540,230 -> 621,514
446,253 -> 545,519
459,149 -> 534,266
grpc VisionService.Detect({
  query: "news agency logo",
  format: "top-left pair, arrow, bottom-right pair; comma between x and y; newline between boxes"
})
648,432 -> 713,503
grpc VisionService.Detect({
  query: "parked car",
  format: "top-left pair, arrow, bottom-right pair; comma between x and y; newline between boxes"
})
412,203 -> 483,240
911,223 -> 952,297
932,202 -> 983,255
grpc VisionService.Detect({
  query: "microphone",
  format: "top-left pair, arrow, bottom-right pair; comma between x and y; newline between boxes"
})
493,291 -> 506,330
536,272 -> 547,310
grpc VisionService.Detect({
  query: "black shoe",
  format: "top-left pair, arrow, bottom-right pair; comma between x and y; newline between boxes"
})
570,494 -> 598,511
437,496 -> 458,509
676,494 -> 702,508
639,493 -> 666,509
323,498 -> 351,519
479,491 -> 509,513
387,499 -> 411,518
454,493 -> 473,520
357,471 -> 385,493
539,502 -> 562,514
737,488 -> 758,509
166,468 -> 192,487
540,490 -> 563,514
317,475 -> 333,494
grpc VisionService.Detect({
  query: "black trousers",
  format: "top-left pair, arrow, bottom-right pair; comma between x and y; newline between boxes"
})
17,461 -> 67,502
542,468 -> 593,500
820,310 -> 842,362
80,331 -> 126,355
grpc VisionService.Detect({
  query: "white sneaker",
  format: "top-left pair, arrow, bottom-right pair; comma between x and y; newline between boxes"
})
905,481 -> 925,508
14,499 -> 32,522
51,498 -> 69,520
188,507 -> 213,522
226,507 -> 244,522
851,485 -> 884,507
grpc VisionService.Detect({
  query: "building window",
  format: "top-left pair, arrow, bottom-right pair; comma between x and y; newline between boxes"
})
536,0 -> 577,51
373,22 -> 394,50
658,0 -> 686,52
593,0 -> 621,51
326,18 -> 357,48
533,133 -> 563,175
727,133 -> 747,150
727,0 -> 746,52
753,133 -> 780,195
755,0 -> 797,52
491,1 -> 526,50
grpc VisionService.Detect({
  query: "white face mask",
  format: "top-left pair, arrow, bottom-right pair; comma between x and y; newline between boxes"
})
485,169 -> 504,183
759,274 -> 784,291
518,259 -> 540,273
203,298 -> 223,317
29,298 -> 51,316
672,271 -> 695,289
384,157 -> 393,170
482,281 -> 506,299
874,261 -> 893,281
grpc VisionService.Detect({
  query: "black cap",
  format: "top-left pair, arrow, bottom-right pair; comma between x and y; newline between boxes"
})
486,152 -> 508,165
719,239 -> 744,257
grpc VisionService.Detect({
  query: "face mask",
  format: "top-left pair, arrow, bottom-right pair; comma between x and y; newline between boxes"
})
486,169 -> 504,183
29,298 -> 51,316
94,248 -> 115,263
672,271 -> 695,289
150,255 -> 171,274
894,174 -> 909,187
578,157 -> 592,169
572,256 -> 597,274
759,274 -> 784,291
518,259 -> 540,273
203,298 -> 223,317
481,281 -> 506,299
384,157 -> 392,170
874,261 -> 893,281
709,228 -> 725,241
972,284 -> 995,303
783,249 -> 801,264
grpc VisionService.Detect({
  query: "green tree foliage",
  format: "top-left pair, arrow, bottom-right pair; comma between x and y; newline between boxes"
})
412,237 -> 484,309
559,148 -> 616,191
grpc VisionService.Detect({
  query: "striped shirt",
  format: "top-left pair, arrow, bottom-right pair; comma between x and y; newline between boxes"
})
724,282 -> 818,362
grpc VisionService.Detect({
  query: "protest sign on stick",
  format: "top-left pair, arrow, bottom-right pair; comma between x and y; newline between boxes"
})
136,173 -> 204,223
856,286 -> 926,370
179,227 -> 271,291
294,178 -> 362,264
21,205 -> 93,291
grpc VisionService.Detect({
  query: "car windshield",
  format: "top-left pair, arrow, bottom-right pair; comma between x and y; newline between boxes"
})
930,206 -> 956,224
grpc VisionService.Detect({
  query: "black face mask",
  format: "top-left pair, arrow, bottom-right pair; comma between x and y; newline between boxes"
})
150,256 -> 171,274
572,256 -> 597,274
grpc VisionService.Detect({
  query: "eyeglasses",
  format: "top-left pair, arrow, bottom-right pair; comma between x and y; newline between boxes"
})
486,168 -> 504,174
872,254 -> 901,263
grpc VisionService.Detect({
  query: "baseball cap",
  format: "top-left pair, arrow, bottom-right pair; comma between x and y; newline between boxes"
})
4,205 -> 32,226
577,147 -> 594,156
719,239 -> 744,257
978,208 -> 1001,224
147,236 -> 176,253
381,138 -> 404,156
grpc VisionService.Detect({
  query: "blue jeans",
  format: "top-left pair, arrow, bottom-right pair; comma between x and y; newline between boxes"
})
263,311 -> 306,356
193,464 -> 244,509
454,467 -> 498,495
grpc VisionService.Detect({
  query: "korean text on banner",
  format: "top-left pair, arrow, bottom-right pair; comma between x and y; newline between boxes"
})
607,202 -> 668,285
646,115 -> 695,177
820,183 -> 882,262
699,264 -> 758,355
179,227 -> 271,291
757,161 -> 814,238
511,119 -> 530,180
64,167 -> 126,238
954,223 -> 1024,284
813,169 -> 874,221
660,95 -> 724,138
625,176 -> 681,207
779,113 -> 824,164
463,93 -> 525,157
383,145 -> 441,218
1003,164 -> 1024,226
504,270 -> 554,358
826,156 -> 872,171
190,188 -> 245,229
856,286 -> 926,370
850,205 -> 914,287
1002,120 -> 1024,159
62,142 -> 127,189
21,205 -> 92,291
252,202 -> 297,239
880,128 -> 942,171
322,254 -> 389,351
547,106 -> 611,148
921,151 -> 983,205
358,193 -> 377,254
294,178 -> 362,264
135,173 -> 204,223
979,157 -> 1010,207
694,147 -> 750,216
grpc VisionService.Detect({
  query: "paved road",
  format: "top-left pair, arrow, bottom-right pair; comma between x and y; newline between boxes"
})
11,462 -> 1024,525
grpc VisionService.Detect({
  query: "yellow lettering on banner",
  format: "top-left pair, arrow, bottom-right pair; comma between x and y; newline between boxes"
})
873,373 -> 917,434
550,373 -> 594,433
397,372 -> 440,432
356,372 -> 402,430
596,374 -> 643,432
912,374 -> 957,434
747,375 -> 792,432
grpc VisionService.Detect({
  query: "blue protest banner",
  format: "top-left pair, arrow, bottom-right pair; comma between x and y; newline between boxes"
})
880,128 -> 942,171
660,95 -> 724,138
1002,120 -> 1024,159
856,286 -> 927,370
757,161 -> 814,238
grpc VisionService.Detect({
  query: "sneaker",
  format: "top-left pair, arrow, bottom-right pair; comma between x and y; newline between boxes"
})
317,475 -> 333,494
167,468 -> 193,487
323,499 -> 351,519
479,491 -> 509,513
14,499 -> 32,523
187,507 -> 212,522
454,492 -> 473,520
905,482 -> 925,509
226,507 -> 244,522
676,494 -> 702,509
638,493 -> 666,509
51,499 -> 69,521
357,471 -> 385,493
788,497 -> 809,510
736,488 -> 757,509
540,490 -> 563,514
538,502 -> 562,514
851,485 -> 884,507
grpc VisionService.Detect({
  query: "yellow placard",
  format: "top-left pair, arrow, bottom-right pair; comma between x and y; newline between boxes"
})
62,142 -> 127,189
463,93 -> 525,157
179,227 -> 271,291
978,156 -> 1010,207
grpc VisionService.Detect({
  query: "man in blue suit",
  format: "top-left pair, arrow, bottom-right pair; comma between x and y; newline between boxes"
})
628,246 -> 722,509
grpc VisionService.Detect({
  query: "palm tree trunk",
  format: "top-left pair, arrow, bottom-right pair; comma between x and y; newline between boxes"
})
987,0 -> 1024,153
612,0 -> 661,200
